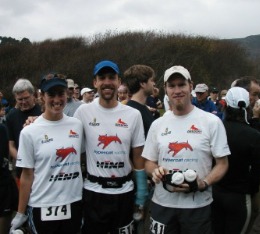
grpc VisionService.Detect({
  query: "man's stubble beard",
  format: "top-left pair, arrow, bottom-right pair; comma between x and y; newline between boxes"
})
99,90 -> 116,101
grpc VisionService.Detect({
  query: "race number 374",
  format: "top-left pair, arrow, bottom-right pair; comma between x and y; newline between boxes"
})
41,204 -> 71,221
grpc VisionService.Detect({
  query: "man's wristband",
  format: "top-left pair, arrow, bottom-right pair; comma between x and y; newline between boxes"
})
199,180 -> 209,192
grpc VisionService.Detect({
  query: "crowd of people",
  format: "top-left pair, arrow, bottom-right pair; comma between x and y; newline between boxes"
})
0,61 -> 259,234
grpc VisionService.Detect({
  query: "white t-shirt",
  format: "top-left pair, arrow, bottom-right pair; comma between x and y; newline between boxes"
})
142,107 -> 230,208
74,98 -> 145,194
16,114 -> 84,207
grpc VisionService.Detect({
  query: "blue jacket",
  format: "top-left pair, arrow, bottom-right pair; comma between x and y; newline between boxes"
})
192,98 -> 221,118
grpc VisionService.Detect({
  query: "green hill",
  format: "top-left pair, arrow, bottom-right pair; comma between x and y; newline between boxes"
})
226,34 -> 260,60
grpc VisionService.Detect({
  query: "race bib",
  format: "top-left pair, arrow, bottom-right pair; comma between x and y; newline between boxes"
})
118,220 -> 134,234
41,204 -> 71,221
150,218 -> 166,234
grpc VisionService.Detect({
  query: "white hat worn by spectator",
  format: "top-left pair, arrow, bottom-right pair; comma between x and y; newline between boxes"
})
81,88 -> 93,96
226,87 -> 250,124
194,84 -> 208,93
66,79 -> 75,88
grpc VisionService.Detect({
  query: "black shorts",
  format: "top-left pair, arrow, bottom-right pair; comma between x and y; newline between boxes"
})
27,200 -> 82,234
0,176 -> 18,217
82,189 -> 135,234
150,201 -> 212,234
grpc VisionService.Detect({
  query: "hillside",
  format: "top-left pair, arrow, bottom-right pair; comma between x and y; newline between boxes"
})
0,32 -> 258,101
1,34 -> 260,60
226,34 -> 260,60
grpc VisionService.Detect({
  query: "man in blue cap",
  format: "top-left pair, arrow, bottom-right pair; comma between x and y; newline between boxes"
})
74,60 -> 148,234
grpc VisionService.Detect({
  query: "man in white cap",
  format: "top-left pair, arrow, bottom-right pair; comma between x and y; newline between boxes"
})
192,83 -> 219,117
142,65 -> 230,233
63,78 -> 82,116
80,87 -> 94,103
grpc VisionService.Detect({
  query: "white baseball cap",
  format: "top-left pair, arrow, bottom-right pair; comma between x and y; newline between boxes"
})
226,87 -> 249,109
164,66 -> 191,82
194,84 -> 208,93
66,79 -> 75,88
81,87 -> 93,96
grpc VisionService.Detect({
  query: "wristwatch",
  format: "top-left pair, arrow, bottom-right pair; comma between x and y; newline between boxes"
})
199,180 -> 209,192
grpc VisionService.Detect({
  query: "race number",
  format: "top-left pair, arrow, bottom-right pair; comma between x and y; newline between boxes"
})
41,204 -> 71,221
150,218 -> 165,234
118,220 -> 134,234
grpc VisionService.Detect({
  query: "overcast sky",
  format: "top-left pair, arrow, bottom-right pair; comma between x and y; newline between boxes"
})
1,0 -> 259,42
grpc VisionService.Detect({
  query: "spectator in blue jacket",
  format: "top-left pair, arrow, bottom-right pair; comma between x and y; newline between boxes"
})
192,83 -> 219,117
208,87 -> 224,119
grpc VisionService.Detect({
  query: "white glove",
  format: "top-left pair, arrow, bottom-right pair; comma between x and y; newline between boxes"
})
9,212 -> 28,234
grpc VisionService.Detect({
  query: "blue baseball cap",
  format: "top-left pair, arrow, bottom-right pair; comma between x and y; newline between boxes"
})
40,76 -> 67,92
93,60 -> 119,76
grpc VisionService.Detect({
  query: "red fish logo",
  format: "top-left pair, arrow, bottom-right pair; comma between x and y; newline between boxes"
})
168,141 -> 193,156
190,125 -> 198,131
69,130 -> 79,138
56,146 -> 77,161
97,134 -> 122,149
70,130 -> 77,135
115,118 -> 128,127
117,119 -> 126,124
187,125 -> 202,134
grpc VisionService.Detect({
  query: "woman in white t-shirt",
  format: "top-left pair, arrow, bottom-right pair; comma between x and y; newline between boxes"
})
10,75 -> 84,234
